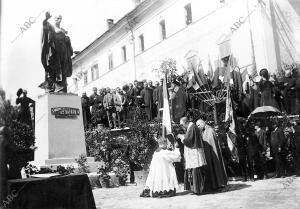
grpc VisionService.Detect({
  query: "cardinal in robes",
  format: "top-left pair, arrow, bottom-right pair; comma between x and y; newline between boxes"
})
178,117 -> 207,195
196,119 -> 227,192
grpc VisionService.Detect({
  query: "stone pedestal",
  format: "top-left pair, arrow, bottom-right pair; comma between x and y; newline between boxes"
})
34,93 -> 101,171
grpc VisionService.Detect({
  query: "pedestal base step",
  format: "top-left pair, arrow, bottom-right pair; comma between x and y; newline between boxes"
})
45,157 -> 95,165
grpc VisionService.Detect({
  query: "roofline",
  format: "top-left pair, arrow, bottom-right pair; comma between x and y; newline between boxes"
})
72,0 -> 158,64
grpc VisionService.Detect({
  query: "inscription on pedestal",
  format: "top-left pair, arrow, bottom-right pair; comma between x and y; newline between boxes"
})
51,107 -> 80,119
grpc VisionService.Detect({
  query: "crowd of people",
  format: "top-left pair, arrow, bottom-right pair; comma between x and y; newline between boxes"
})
236,119 -> 300,182
239,67 -> 300,115
81,79 -> 188,129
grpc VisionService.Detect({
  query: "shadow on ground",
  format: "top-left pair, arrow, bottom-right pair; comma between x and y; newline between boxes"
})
176,183 -> 251,196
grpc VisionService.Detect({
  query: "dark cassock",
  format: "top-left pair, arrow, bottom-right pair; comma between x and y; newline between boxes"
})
181,123 -> 207,194
81,95 -> 91,129
153,86 -> 163,118
170,86 -> 187,123
202,125 -> 227,191
140,88 -> 153,120
152,86 -> 159,118
16,96 -> 35,128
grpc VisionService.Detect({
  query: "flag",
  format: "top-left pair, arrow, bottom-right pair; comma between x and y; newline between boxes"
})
191,64 -> 204,87
162,75 -> 172,137
223,56 -> 233,86
190,59 -> 207,87
225,87 -> 239,162
197,61 -> 208,85
207,55 -> 214,81
212,67 -> 220,89
232,66 -> 244,100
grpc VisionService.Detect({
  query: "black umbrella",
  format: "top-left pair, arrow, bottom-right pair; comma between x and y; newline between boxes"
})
248,106 -> 281,119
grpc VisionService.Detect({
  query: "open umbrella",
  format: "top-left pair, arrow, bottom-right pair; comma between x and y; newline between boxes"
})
248,106 -> 281,119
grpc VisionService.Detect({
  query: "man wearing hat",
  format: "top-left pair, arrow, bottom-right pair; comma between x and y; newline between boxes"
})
16,89 -> 35,129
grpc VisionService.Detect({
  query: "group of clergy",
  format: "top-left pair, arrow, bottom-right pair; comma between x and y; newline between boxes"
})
140,116 -> 227,198
81,79 -> 188,129
177,117 -> 227,194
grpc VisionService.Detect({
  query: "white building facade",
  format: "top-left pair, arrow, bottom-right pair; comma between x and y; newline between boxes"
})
69,0 -> 300,95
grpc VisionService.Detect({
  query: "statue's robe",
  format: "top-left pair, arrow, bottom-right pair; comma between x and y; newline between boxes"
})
41,19 -> 73,91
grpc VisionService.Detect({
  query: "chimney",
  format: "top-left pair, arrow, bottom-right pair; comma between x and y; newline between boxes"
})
107,19 -> 114,30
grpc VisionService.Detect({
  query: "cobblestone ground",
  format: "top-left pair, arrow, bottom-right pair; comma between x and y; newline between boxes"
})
93,176 -> 300,209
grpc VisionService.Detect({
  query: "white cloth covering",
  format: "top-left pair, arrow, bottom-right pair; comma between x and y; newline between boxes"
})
144,148 -> 181,193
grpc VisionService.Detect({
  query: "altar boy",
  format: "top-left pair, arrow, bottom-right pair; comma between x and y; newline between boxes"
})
140,137 -> 181,198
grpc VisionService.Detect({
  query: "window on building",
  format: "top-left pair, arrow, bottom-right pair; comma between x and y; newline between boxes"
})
83,71 -> 88,85
138,34 -> 145,52
91,64 -> 99,81
184,3 -> 192,25
122,46 -> 127,62
108,54 -> 114,70
159,20 -> 166,40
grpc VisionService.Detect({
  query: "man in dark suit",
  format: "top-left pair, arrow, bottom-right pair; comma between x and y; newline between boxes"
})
271,122 -> 287,178
140,82 -> 153,121
132,80 -> 141,107
152,81 -> 160,118
254,122 -> 268,179
81,92 -> 91,129
153,79 -> 163,118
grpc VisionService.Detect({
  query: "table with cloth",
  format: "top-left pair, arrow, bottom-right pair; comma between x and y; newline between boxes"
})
7,174 -> 96,209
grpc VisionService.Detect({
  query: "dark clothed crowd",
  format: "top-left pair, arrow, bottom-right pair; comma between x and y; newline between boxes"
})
81,79 -> 188,129
237,121 -> 300,181
242,68 -> 300,115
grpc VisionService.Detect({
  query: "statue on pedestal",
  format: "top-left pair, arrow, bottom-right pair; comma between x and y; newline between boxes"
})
39,11 -> 73,93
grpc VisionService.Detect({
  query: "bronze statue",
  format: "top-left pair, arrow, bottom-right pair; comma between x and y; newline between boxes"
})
40,11 -> 73,92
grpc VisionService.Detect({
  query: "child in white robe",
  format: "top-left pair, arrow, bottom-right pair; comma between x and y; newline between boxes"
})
140,137 -> 181,198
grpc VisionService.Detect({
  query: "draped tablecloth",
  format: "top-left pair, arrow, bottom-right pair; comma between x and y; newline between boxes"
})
7,174 -> 96,209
